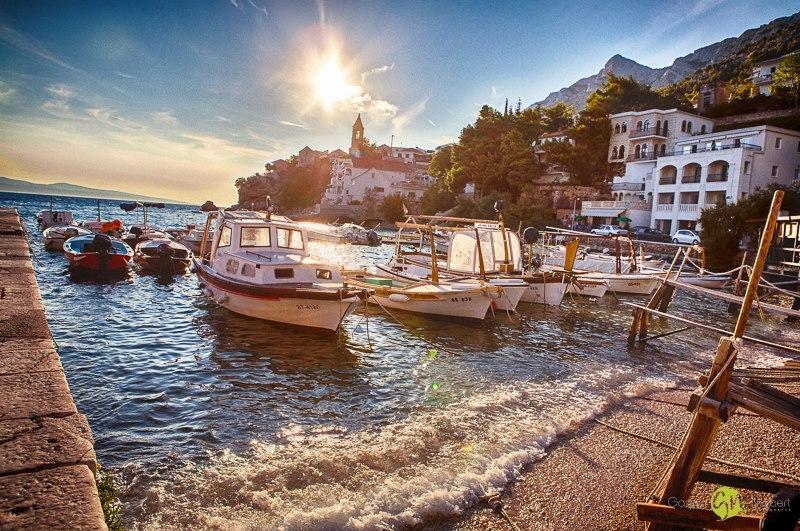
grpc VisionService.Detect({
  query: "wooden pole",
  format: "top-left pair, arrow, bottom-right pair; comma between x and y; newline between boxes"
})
429,226 -> 439,285
475,228 -> 487,282
648,190 -> 784,530
199,212 -> 215,260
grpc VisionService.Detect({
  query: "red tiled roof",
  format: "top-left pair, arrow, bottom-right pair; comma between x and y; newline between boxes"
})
352,157 -> 409,172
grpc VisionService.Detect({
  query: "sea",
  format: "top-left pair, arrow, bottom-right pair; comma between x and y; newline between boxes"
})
3,191 -> 793,529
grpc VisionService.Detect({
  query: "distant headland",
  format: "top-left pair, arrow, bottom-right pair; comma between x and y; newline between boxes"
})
0,176 -> 188,204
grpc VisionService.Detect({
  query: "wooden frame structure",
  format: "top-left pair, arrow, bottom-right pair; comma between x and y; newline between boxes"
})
634,190 -> 800,530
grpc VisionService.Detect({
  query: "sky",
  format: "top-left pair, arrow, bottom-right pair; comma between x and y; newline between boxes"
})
0,0 -> 798,205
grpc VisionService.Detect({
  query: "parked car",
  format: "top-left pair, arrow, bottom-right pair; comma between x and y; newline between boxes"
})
671,229 -> 701,245
590,224 -> 629,236
632,227 -> 670,242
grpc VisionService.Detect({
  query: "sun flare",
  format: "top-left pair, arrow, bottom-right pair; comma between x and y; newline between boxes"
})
313,55 -> 355,110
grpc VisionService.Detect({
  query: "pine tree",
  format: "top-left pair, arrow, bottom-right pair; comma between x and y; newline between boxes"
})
516,97 -> 522,114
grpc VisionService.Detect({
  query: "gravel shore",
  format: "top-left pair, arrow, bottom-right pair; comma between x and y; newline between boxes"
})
433,382 -> 800,530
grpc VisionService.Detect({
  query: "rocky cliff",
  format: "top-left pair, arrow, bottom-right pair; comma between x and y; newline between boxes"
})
534,11 -> 800,110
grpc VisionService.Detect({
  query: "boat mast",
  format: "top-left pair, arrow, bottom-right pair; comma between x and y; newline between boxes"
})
474,228 -> 486,282
428,225 -> 439,285
495,200 -> 512,273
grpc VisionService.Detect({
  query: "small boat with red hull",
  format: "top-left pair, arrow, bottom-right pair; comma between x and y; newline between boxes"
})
63,234 -> 133,273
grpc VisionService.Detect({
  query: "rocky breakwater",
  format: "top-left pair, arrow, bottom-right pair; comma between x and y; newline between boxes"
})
0,208 -> 105,529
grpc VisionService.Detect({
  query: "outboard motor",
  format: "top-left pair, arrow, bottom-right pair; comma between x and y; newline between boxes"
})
93,233 -> 114,271
157,242 -> 175,272
366,230 -> 380,246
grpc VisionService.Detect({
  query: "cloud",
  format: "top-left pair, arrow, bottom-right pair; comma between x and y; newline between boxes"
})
0,24 -> 81,73
228,0 -> 240,8
247,0 -> 268,17
115,71 -> 135,79
213,115 -> 231,122
41,99 -> 78,120
427,119 -> 436,127
278,120 -> 309,129
490,85 -> 502,100
0,81 -> 15,104
46,83 -> 76,99
361,63 -> 395,82
86,107 -> 146,131
392,97 -> 429,130
151,111 -> 179,124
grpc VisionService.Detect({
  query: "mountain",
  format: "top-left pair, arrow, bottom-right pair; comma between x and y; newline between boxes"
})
534,11 -> 800,110
0,176 -> 186,204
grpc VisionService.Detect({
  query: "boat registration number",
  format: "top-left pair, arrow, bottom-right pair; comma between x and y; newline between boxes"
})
450,297 -> 473,302
296,304 -> 321,310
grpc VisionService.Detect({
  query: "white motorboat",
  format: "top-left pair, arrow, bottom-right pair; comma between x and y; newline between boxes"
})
37,209 -> 73,229
194,210 -> 365,331
343,270 -> 501,320
42,225 -> 91,251
178,228 -> 213,255
135,238 -> 193,274
581,271 -> 660,295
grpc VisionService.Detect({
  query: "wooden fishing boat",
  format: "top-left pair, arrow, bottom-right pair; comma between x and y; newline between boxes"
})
374,262 -> 527,311
63,234 -> 133,273
134,238 -> 193,274
194,209 -> 365,331
343,270 -> 501,320
42,225 -> 91,251
580,271 -> 660,295
37,209 -> 73,229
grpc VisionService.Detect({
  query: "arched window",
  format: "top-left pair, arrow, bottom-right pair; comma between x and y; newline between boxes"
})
634,144 -> 641,158
660,144 -> 666,156
641,144 -> 648,156
663,121 -> 669,135
700,124 -> 706,134
614,124 -> 620,134
687,122 -> 693,134
636,121 -> 643,131
656,120 -> 661,134
621,123 -> 627,133
612,146 -> 618,159
681,120 -> 687,132
619,145 -> 625,158
643,119 -> 651,130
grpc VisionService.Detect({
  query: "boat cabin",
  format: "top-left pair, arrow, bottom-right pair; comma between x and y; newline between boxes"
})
446,229 -> 523,274
207,211 -> 341,285
39,210 -> 73,227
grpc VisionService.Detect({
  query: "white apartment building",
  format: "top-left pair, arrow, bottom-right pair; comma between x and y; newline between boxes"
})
750,52 -> 797,96
651,125 -> 800,234
582,109 -> 714,227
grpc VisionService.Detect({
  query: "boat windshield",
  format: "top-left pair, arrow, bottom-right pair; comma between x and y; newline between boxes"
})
276,227 -> 304,250
240,226 -> 271,247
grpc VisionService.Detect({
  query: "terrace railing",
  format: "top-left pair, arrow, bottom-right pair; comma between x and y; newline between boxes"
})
628,127 -> 668,139
706,172 -> 729,183
681,174 -> 701,184
659,176 -> 677,185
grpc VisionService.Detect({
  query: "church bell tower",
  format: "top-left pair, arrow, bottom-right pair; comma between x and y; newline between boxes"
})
350,113 -> 364,157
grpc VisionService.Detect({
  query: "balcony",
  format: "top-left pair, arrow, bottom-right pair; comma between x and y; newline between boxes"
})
629,127 -> 668,139
582,200 -> 651,211
751,74 -> 773,84
611,182 -> 645,191
679,204 -> 699,213
659,177 -> 677,185
626,153 -> 658,163
656,204 -> 674,212
707,172 -> 728,182
660,143 -> 761,157
681,174 -> 701,184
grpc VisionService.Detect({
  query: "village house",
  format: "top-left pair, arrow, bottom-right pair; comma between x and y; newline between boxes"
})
750,52 -> 797,96
533,130 -> 574,183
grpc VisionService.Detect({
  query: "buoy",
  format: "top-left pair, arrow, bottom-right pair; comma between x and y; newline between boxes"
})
388,293 -> 410,303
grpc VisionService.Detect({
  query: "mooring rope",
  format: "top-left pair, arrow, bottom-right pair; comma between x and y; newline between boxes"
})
481,491 -> 522,531
365,293 -> 456,357
594,418 -> 800,483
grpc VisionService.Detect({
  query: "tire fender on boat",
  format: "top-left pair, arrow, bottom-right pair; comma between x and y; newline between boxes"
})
388,293 -> 410,303
215,294 -> 229,304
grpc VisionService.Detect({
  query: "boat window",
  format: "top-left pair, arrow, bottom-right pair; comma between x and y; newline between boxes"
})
276,228 -> 304,250
225,258 -> 239,274
274,268 -> 294,279
316,269 -> 332,280
240,227 -> 271,247
241,263 -> 256,277
218,225 -> 232,248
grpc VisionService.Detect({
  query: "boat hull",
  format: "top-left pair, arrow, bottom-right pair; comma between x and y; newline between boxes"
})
195,264 -> 360,331
520,280 -> 568,306
566,279 -> 608,298
367,291 -> 493,320
136,255 -> 192,274
585,273 -> 660,295
65,252 -> 131,272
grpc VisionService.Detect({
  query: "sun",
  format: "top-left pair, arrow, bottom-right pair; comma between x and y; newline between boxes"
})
313,55 -> 355,110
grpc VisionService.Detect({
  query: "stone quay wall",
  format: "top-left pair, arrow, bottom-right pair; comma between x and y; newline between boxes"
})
0,208 -> 106,530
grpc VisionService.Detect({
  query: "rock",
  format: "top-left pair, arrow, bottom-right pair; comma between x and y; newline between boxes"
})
199,200 -> 218,212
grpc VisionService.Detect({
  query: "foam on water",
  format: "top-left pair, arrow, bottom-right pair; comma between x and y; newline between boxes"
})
125,371 -> 677,530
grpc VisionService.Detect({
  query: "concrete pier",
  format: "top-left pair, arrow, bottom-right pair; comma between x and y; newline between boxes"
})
0,209 -> 106,529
